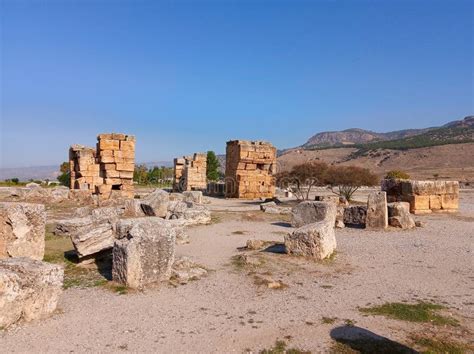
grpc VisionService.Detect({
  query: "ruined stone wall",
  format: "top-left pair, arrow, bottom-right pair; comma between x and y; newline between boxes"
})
225,140 -> 276,199
69,133 -> 135,199
381,179 -> 459,214
173,153 -> 207,192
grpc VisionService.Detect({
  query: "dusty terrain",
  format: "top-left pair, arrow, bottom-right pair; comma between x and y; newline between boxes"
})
278,142 -> 474,181
1,190 -> 473,353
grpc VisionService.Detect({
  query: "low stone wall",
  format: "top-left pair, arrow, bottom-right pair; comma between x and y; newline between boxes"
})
382,179 -> 459,214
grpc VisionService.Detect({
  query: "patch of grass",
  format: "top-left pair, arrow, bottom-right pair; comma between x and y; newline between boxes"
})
359,302 -> 459,326
111,285 -> 128,295
260,340 -> 310,354
321,317 -> 337,324
411,335 -> 473,354
43,236 -> 111,290
232,230 -> 247,235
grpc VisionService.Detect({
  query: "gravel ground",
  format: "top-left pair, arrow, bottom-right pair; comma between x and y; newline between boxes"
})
1,191 -> 473,353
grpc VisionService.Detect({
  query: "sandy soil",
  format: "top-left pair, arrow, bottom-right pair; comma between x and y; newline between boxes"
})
1,191 -> 473,353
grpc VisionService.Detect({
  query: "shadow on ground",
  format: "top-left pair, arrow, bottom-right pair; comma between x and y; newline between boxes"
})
330,325 -> 418,354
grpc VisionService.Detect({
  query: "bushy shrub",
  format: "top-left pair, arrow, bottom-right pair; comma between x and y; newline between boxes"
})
385,170 -> 410,180
326,165 -> 379,201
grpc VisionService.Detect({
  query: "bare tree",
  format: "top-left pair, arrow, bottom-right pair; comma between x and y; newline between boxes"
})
275,162 -> 328,200
326,165 -> 379,201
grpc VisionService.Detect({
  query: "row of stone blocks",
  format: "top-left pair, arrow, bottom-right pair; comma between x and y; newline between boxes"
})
0,202 -> 64,329
382,179 -> 459,214
173,153 -> 207,192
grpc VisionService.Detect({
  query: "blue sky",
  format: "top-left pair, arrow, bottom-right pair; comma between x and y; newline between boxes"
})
1,0 -> 473,168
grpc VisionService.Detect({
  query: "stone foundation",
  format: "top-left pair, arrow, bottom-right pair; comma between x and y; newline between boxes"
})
382,179 -> 459,214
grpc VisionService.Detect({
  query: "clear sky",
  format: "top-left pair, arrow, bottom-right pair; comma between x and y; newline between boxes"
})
1,0 -> 473,168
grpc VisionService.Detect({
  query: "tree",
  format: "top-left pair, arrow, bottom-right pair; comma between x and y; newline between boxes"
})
10,178 -> 19,184
275,162 -> 328,200
57,162 -> 70,186
133,164 -> 149,185
206,151 -> 220,181
326,165 -> 379,201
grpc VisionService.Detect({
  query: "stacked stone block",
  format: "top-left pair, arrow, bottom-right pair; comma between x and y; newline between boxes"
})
225,140 -> 276,199
382,179 -> 459,214
173,153 -> 207,192
69,133 -> 136,199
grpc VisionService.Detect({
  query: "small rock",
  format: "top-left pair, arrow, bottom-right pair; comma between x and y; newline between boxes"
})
415,220 -> 426,228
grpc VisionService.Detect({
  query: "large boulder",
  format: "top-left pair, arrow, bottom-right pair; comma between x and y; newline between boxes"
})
141,189 -> 169,218
343,206 -> 367,227
112,218 -> 176,289
285,221 -> 336,260
0,202 -> 46,260
55,206 -> 124,258
291,201 -> 337,228
167,201 -> 211,225
388,202 -> 416,229
182,191 -> 203,204
366,191 -> 388,229
0,258 -> 63,328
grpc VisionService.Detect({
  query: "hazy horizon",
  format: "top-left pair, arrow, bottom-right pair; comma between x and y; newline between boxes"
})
1,0 -> 473,168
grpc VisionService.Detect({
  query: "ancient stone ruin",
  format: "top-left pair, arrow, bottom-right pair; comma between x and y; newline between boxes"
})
382,179 -> 459,214
69,133 -> 136,199
225,140 -> 276,199
173,153 -> 207,192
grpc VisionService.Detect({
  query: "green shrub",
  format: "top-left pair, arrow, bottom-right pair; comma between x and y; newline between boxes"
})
385,170 -> 410,180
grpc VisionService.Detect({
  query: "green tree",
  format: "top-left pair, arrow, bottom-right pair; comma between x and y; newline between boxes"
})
133,164 -> 149,185
11,178 -> 19,184
206,151 -> 220,181
57,162 -> 70,186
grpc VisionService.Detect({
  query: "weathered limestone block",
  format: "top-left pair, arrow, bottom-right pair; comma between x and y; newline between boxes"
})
366,192 -> 388,229
407,195 -> 431,214
441,194 -> 459,210
291,201 -> 337,228
0,258 -> 63,328
335,206 -> 345,229
167,201 -> 211,225
182,191 -> 203,204
0,202 -> 46,260
56,207 -> 123,258
285,221 -> 336,260
112,218 -> 176,289
429,195 -> 442,210
343,206 -> 367,227
141,189 -> 169,218
388,202 -> 415,229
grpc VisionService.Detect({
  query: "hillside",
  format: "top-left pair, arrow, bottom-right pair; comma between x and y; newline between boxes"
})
303,116 -> 472,148
277,142 -> 474,181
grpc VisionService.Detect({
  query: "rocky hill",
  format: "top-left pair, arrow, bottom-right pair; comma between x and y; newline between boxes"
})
303,116 -> 473,148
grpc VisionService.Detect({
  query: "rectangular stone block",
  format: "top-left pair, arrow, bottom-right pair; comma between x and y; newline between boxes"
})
99,139 -> 119,150
429,195 -> 442,210
407,195 -> 430,212
120,140 -> 135,151
441,194 -> 459,210
119,171 -> 134,179
105,178 -> 122,185
116,163 -> 135,172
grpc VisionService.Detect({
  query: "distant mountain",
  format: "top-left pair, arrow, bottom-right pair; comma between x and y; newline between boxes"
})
0,165 -> 60,182
0,161 -> 174,182
303,116 -> 474,148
